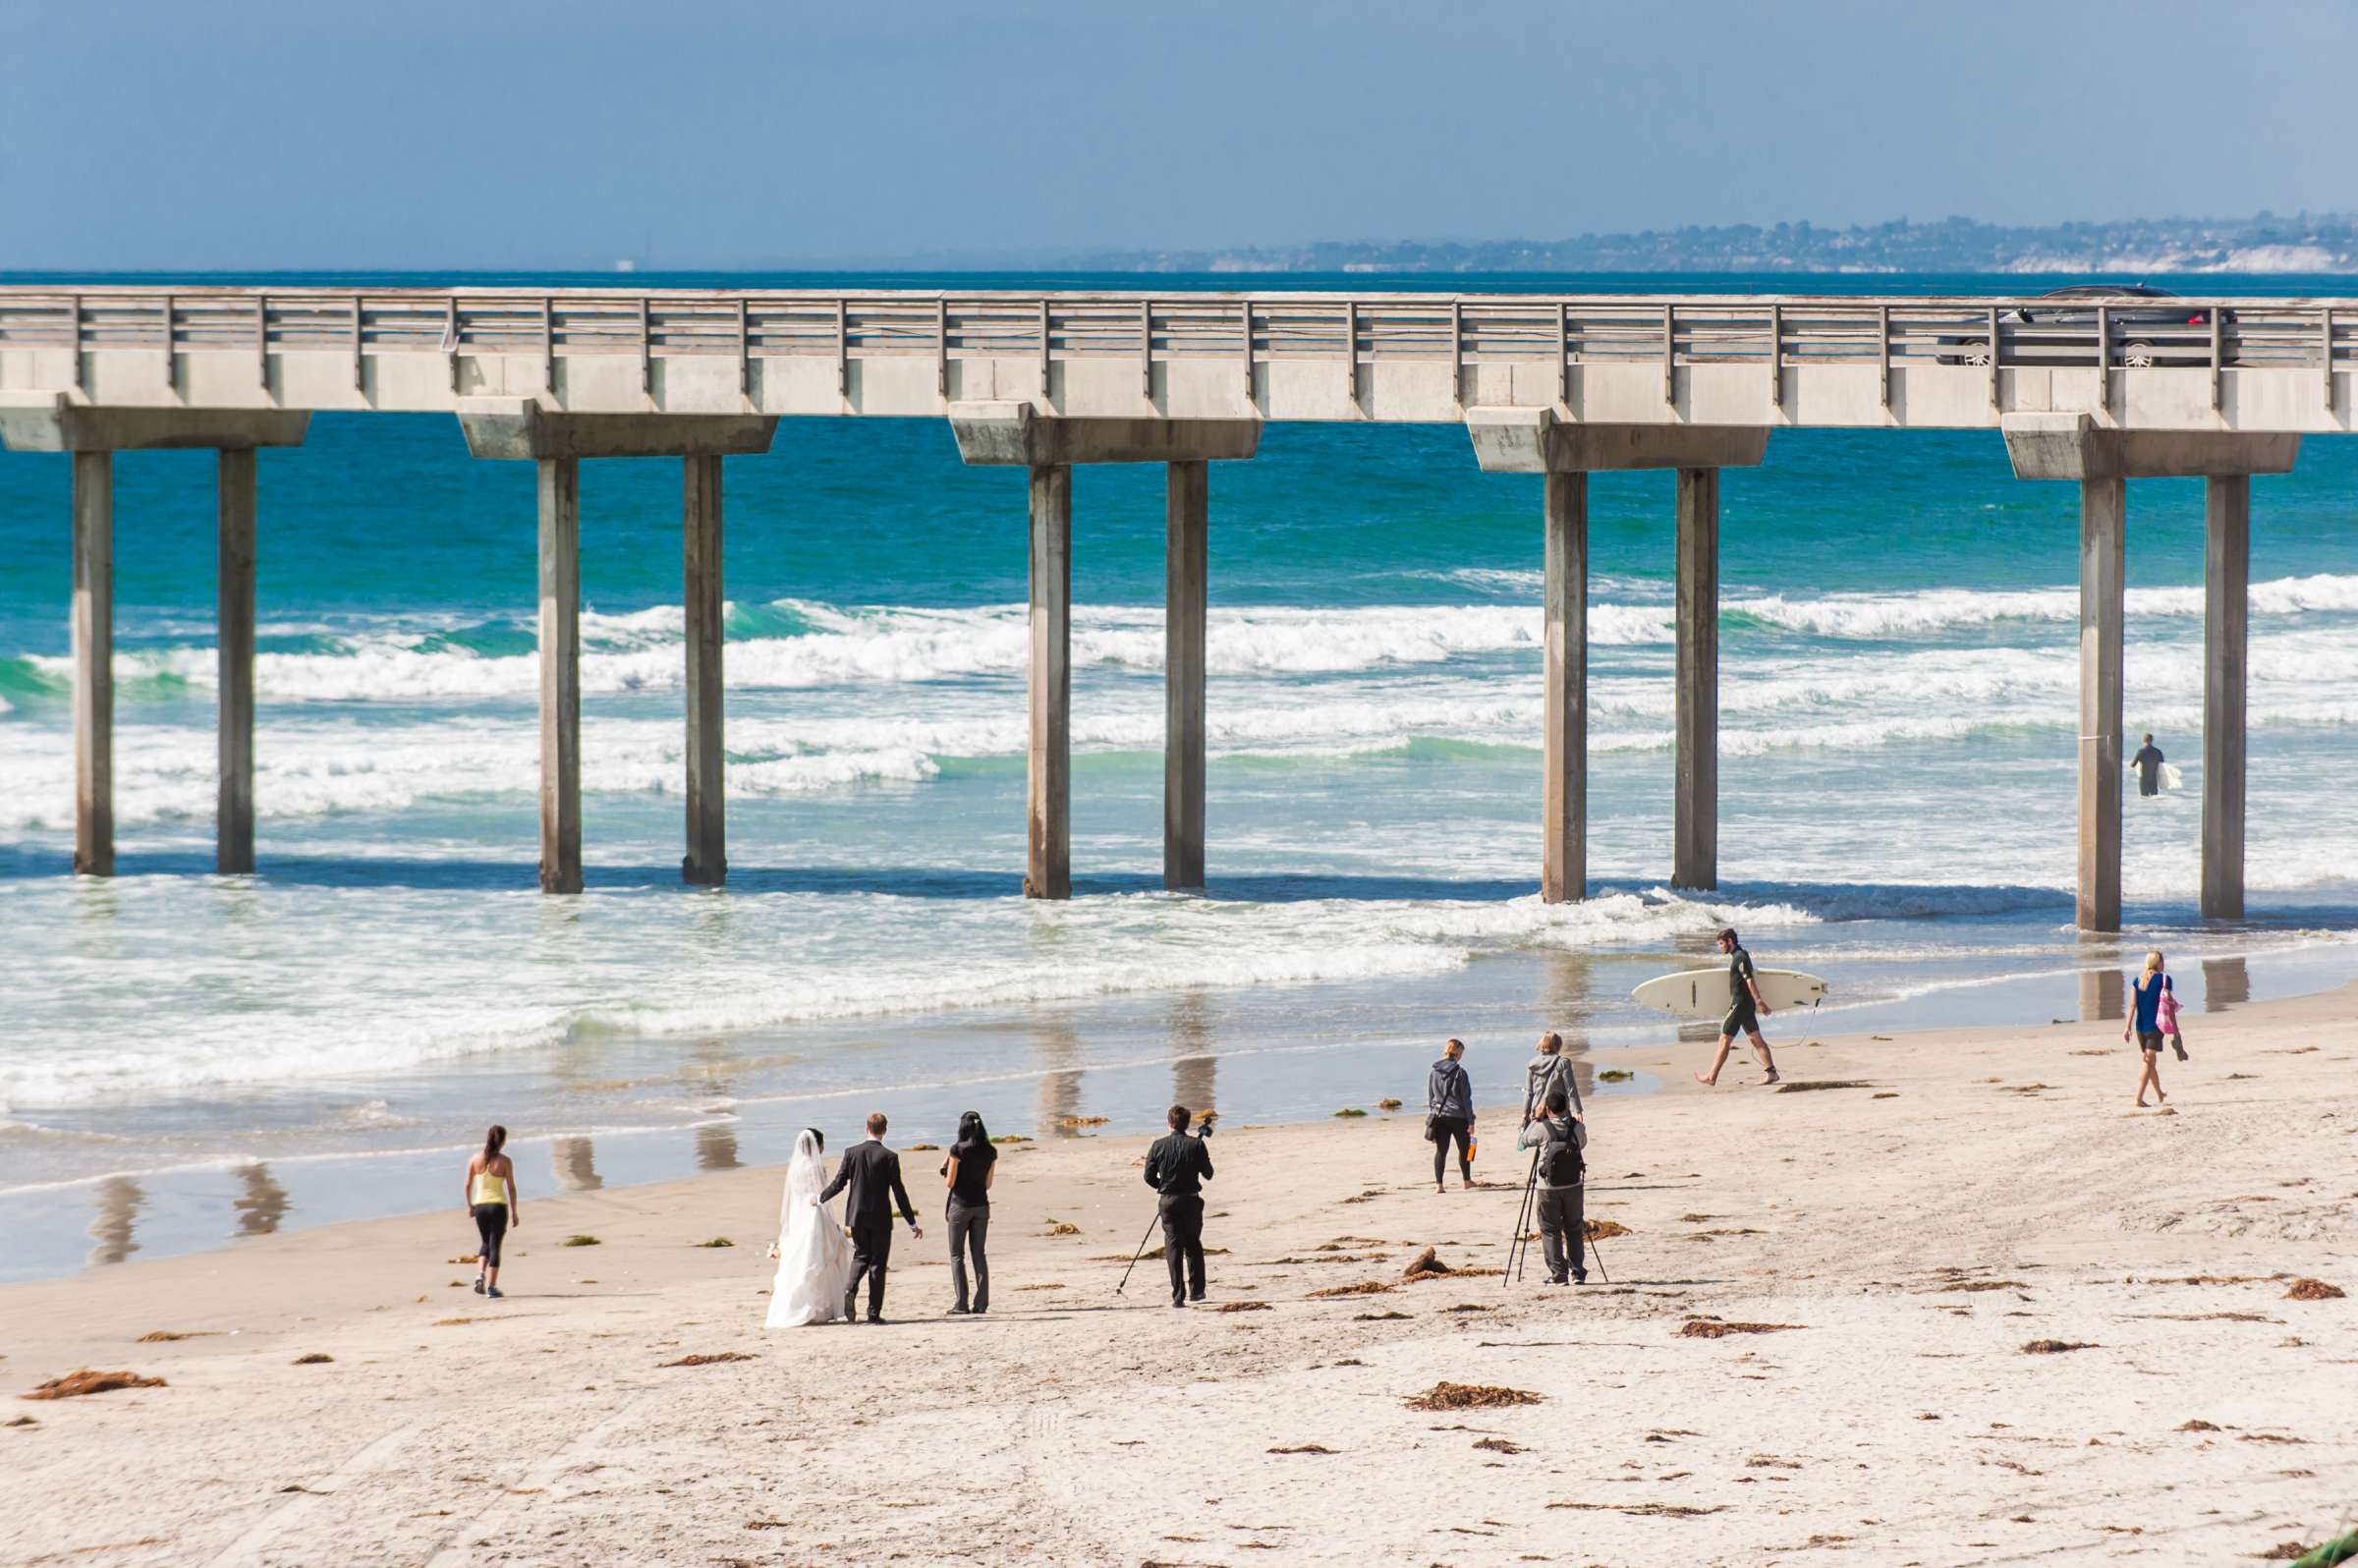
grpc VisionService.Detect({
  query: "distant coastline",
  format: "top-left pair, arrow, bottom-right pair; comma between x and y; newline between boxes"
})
1064,212 -> 2358,276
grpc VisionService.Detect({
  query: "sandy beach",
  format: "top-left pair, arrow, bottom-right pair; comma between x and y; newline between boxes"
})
4,983 -> 2353,1567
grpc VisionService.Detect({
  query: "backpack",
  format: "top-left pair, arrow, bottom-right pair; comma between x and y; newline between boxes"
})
1542,1123 -> 1584,1187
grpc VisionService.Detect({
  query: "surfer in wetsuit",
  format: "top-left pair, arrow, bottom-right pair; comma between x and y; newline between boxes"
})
2130,734 -> 2164,797
1694,926 -> 1780,1089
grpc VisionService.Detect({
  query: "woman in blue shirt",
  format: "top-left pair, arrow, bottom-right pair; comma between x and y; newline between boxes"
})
2123,950 -> 2173,1107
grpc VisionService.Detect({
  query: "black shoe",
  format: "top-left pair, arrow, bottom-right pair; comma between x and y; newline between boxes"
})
1547,1275 -> 1569,1286
1572,1272 -> 1588,1285
948,1305 -> 971,1316
1170,1297 -> 1188,1309
868,1314 -> 887,1325
1189,1292 -> 1205,1303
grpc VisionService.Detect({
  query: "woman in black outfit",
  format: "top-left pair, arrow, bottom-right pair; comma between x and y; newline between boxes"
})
940,1110 -> 997,1315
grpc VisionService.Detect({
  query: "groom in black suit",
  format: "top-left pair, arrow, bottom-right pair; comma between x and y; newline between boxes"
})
819,1111 -> 922,1323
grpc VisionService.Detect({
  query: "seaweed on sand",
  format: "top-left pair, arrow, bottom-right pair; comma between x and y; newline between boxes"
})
1404,1381 -> 1544,1412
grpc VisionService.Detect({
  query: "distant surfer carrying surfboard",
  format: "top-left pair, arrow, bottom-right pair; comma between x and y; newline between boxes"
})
1694,926 -> 1781,1089
2130,733 -> 2165,797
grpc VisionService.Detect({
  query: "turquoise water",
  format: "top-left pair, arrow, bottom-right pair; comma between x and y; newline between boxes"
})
2,270 -> 2354,1278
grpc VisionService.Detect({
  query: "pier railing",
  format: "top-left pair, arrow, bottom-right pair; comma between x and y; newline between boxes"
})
2,288 -> 2349,397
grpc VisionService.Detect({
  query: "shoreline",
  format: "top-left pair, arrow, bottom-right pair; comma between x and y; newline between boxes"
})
3,980 -> 2352,1563
5,947 -> 2354,1284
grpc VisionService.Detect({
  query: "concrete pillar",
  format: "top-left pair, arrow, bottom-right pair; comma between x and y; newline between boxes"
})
945,405 -> 1261,898
537,457 -> 583,895
455,404 -> 775,893
215,448 -> 256,874
2000,415 -> 2299,934
1673,467 -> 1719,890
71,450 -> 113,877
682,454 -> 726,886
2077,477 -> 2126,933
1464,412 -> 1767,902
1542,471 -> 1588,903
1027,464 -> 1072,900
2202,474 -> 2248,921
1164,460 -> 1207,890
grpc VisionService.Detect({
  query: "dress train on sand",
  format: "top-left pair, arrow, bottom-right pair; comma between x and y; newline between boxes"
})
765,1132 -> 853,1328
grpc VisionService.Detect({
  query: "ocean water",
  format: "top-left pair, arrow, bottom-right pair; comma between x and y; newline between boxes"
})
2,270 -> 2354,1280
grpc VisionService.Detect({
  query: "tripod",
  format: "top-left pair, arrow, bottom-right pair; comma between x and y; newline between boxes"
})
1505,1146 -> 1542,1286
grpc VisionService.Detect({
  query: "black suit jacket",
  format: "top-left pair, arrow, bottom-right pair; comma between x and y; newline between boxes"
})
1144,1132 -> 1213,1197
820,1139 -> 917,1227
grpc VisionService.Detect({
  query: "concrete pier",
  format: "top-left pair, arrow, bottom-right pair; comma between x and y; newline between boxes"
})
2204,475 -> 2250,920
1542,471 -> 1588,903
215,449 -> 257,874
2077,477 -> 2127,932
72,452 -> 112,877
1028,464 -> 1073,900
6,282 -> 2349,903
682,454 -> 726,887
537,458 -> 584,895
1164,460 -> 1208,890
1673,468 -> 1720,891
1467,410 -> 1766,898
2002,415 -> 2299,931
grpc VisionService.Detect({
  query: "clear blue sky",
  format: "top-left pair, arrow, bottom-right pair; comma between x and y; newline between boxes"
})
5,0 -> 2352,270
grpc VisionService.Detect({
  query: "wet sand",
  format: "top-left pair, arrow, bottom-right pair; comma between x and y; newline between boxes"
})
3,983 -> 2354,1566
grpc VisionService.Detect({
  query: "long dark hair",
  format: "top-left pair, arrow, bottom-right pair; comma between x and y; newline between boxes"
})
482,1124 -> 507,1162
954,1110 -> 988,1151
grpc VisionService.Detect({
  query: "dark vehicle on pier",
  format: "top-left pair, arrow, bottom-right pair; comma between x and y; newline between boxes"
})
1938,285 -> 2225,367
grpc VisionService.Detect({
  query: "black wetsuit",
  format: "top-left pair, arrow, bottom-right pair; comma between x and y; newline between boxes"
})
2131,743 -> 2164,797
1722,945 -> 1761,1038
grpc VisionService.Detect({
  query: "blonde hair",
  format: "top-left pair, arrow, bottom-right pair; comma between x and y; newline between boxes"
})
2142,950 -> 2164,978
1539,1032 -> 1564,1055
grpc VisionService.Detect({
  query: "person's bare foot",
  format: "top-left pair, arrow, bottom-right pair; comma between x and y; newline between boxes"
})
2135,1098 -> 2151,1108
1435,1183 -> 1446,1194
2156,1091 -> 2168,1104
1762,1072 -> 1782,1085
1461,1180 -> 1477,1191
1693,1072 -> 1717,1087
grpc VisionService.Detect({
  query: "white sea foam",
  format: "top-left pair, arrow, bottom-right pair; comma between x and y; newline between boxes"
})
0,884 -> 1818,1105
13,573 -> 2354,706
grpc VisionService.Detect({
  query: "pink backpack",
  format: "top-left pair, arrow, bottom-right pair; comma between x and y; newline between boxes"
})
2156,976 -> 2179,1034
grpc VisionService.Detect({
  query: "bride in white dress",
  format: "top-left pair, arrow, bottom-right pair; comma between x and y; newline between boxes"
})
765,1128 -> 854,1327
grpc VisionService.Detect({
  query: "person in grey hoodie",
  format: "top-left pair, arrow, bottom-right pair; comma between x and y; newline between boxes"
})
1426,1038 -> 1476,1192
1521,1032 -> 1584,1129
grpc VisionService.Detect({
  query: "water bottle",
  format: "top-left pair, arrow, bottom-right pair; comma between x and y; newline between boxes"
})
1468,1132 -> 1479,1163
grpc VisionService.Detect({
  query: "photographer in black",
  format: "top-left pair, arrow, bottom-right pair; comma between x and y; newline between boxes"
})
1143,1103 -> 1216,1308
1516,1088 -> 1587,1285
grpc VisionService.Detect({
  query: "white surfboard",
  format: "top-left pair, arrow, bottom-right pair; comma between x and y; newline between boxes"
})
1631,967 -> 1828,1019
2160,762 -> 2184,793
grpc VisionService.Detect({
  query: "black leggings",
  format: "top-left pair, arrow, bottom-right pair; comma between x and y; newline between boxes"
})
473,1203 -> 509,1269
1431,1116 -> 1472,1183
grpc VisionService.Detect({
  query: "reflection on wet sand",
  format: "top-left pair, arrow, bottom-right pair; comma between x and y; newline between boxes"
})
2080,967 -> 2126,1025
1170,990 -> 1218,1116
1036,1014 -> 1084,1135
1539,949 -> 1600,1036
696,1122 -> 741,1172
551,1136 -> 604,1191
89,1175 -> 142,1266
2203,955 -> 2250,1011
232,1162 -> 289,1237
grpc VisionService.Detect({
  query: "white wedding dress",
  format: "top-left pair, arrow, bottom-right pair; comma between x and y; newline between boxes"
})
765,1132 -> 854,1327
